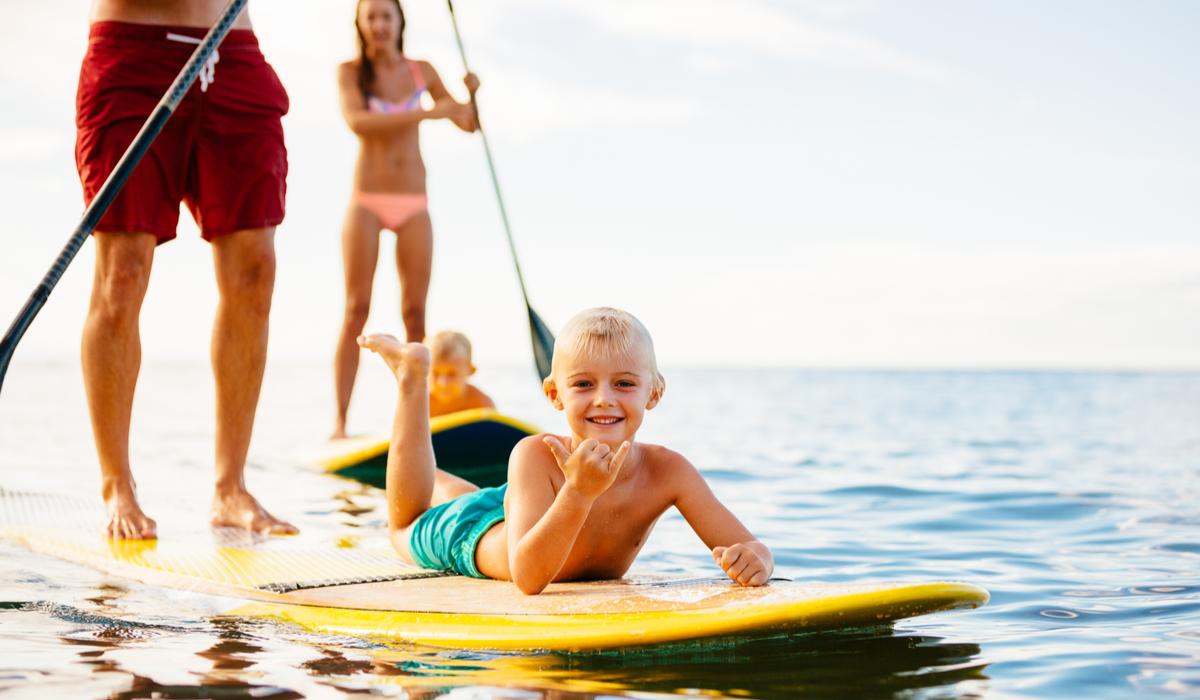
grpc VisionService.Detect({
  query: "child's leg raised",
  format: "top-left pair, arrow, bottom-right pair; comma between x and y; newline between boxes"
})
358,334 -> 438,561
360,334 -> 487,565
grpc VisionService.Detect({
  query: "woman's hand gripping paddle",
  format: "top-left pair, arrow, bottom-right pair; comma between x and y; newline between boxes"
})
0,0 -> 249,396
446,0 -> 556,383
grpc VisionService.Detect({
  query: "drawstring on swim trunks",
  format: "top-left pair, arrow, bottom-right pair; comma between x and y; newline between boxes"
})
166,33 -> 219,92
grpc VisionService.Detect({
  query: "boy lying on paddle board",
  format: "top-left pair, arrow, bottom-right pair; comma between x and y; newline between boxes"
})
359,307 -> 773,595
426,330 -> 495,418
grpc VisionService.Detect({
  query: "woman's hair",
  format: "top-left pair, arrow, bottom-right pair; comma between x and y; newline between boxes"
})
544,308 -> 666,395
356,0 -> 406,96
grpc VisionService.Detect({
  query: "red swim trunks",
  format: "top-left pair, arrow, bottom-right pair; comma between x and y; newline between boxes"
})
75,22 -> 289,244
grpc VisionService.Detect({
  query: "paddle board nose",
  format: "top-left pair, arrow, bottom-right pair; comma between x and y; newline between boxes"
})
310,408 -> 540,488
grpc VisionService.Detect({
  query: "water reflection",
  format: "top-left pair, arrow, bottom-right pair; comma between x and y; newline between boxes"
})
2,596 -> 991,698
108,678 -> 303,699
67,633 -> 301,699
296,626 -> 990,699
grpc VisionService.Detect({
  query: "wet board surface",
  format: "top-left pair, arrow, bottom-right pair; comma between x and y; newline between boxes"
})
309,408 -> 540,488
0,490 -> 989,651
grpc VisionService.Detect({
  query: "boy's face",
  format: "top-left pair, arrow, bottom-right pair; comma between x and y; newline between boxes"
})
545,348 -> 661,449
429,354 -> 474,404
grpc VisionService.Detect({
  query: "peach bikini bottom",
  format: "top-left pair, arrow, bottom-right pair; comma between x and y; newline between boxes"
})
352,191 -> 429,232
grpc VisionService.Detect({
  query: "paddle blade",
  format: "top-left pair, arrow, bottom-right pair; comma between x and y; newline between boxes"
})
527,306 -> 555,382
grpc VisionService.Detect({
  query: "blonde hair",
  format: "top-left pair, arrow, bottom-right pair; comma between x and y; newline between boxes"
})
429,330 -> 472,365
544,307 -> 665,395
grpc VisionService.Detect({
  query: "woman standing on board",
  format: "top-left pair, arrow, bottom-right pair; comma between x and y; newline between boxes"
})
333,0 -> 480,439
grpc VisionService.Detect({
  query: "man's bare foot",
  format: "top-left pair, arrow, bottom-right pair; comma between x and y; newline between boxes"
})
210,487 -> 299,535
104,488 -> 157,540
330,424 -> 348,440
357,334 -> 430,388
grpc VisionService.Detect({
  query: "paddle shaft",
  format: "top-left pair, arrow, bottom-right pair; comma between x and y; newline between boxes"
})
0,0 -> 248,395
446,0 -> 528,305
446,0 -> 555,380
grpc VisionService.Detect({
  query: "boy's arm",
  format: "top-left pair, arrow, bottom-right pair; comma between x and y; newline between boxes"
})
506,435 -> 630,595
670,453 -> 774,586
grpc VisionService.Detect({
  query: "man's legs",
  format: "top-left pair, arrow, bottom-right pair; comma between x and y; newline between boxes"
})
209,227 -> 297,534
82,232 -> 159,540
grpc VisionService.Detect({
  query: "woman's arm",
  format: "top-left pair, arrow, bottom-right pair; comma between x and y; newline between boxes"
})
418,61 -> 479,133
671,454 -> 774,586
505,435 -> 630,594
336,62 -> 473,136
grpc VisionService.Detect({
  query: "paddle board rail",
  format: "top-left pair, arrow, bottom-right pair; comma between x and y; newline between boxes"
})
312,408 -> 541,474
0,488 -> 989,651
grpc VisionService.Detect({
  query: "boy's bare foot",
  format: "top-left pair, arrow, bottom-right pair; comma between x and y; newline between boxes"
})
210,487 -> 299,535
357,334 -> 430,388
104,488 -> 157,540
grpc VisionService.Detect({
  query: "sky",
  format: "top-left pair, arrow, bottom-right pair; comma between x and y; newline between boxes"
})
0,0 -> 1197,370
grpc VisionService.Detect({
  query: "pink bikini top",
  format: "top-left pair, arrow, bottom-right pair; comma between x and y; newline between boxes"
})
367,58 -> 426,114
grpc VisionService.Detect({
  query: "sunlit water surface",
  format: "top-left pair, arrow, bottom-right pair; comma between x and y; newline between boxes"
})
1,360 -> 1198,699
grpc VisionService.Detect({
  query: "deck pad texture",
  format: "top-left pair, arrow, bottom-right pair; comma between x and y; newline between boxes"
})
0,489 -> 988,651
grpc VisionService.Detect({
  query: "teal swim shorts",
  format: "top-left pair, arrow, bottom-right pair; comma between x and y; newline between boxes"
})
409,484 -> 507,578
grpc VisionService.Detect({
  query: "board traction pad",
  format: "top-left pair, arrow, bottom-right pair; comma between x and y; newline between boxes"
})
0,490 -> 725,593
0,488 -> 452,592
0,488 -> 989,651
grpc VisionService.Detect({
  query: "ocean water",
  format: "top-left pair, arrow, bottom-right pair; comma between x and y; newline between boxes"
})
1,359 -> 1198,699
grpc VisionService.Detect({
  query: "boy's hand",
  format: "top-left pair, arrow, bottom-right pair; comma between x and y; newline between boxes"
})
543,437 -> 631,501
713,544 -> 771,587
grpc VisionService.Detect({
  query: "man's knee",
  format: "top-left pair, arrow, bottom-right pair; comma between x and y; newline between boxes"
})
90,241 -> 153,324
215,230 -> 277,312
236,245 -> 277,295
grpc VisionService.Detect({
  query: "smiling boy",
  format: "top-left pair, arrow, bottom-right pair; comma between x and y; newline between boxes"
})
427,331 -> 495,417
359,307 -> 773,595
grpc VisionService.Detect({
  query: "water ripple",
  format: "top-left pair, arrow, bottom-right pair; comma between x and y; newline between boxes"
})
2,365 -> 1199,698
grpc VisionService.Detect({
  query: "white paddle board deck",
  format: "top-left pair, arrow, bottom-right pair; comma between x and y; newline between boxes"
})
0,490 -> 988,651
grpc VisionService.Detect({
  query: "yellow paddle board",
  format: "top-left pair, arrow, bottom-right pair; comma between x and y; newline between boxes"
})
0,490 -> 988,652
310,408 -> 540,488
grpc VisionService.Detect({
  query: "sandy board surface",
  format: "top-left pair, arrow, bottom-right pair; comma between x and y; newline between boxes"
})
0,490 -> 988,651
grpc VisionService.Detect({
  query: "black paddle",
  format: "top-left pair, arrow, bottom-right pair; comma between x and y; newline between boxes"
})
446,0 -> 556,383
0,0 -> 249,396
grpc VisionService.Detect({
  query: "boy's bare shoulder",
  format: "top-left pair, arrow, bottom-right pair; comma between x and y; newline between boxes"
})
509,433 -> 561,468
466,385 -> 495,408
636,444 -> 713,511
637,443 -> 698,473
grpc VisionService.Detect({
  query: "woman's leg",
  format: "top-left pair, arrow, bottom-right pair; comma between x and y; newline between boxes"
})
332,203 -> 382,439
394,210 -> 433,343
